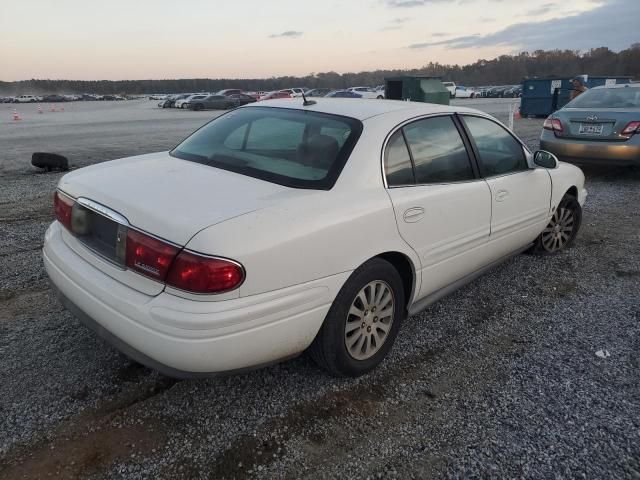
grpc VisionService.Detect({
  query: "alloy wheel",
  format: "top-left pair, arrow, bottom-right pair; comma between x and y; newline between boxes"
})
541,206 -> 575,252
344,280 -> 394,360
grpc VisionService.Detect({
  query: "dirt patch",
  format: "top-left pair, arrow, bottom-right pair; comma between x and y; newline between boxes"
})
0,421 -> 161,480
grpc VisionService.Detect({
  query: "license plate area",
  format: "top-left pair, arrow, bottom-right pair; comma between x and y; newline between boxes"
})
71,201 -> 128,267
579,123 -> 603,135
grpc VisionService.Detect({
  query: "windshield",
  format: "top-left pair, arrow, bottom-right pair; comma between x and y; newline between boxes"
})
567,87 -> 640,109
171,106 -> 363,189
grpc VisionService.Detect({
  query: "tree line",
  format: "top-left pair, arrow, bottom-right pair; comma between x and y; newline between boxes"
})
1,45 -> 638,95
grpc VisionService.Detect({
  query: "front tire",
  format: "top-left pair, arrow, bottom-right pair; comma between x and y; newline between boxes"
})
532,194 -> 582,254
309,258 -> 405,377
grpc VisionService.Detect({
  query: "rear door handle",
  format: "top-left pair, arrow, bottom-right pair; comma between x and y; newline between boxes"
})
403,207 -> 425,223
495,190 -> 509,202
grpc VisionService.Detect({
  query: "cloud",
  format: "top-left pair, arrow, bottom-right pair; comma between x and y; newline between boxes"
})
407,0 -> 640,52
524,2 -> 557,16
269,31 -> 303,38
379,17 -> 411,31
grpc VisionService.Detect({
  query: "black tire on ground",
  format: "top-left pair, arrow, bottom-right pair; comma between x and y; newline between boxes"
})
31,152 -> 69,172
308,258 -> 405,377
377,95 -> 384,99
530,194 -> 582,255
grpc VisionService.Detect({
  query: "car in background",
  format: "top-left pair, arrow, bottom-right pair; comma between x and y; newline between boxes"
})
502,86 -> 522,98
176,94 -> 209,109
228,93 -> 257,106
305,88 -> 332,97
159,94 -> 191,108
258,91 -> 293,101
325,90 -> 362,98
280,88 -> 305,98
454,86 -> 476,99
442,82 -> 457,98
44,99 -> 586,378
347,87 -> 384,99
148,94 -> 168,100
540,83 -> 640,166
14,95 -> 40,103
245,91 -> 267,99
186,94 -> 240,110
217,89 -> 244,97
41,94 -> 68,102
486,86 -> 512,98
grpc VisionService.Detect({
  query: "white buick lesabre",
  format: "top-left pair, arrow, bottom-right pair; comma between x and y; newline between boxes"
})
43,99 -> 586,377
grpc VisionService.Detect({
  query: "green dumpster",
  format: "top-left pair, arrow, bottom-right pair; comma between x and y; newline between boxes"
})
384,76 -> 450,105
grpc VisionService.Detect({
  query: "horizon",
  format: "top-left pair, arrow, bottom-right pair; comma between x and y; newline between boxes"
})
1,0 -> 638,82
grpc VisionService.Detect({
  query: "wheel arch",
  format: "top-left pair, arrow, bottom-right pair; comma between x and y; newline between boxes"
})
373,251 -> 417,314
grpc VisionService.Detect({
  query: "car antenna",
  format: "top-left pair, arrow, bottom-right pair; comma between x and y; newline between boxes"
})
301,91 -> 316,106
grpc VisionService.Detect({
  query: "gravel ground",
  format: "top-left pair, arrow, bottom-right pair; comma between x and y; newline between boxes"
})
0,99 -> 638,479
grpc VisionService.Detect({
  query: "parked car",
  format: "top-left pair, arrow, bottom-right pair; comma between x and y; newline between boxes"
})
186,94 -> 240,110
279,88 -> 305,98
148,94 -> 167,100
43,99 -> 586,378
216,89 -> 244,97
325,90 -> 362,98
228,93 -> 257,106
502,86 -> 522,98
42,94 -> 68,102
158,94 -> 190,108
258,91 -> 292,101
176,94 -> 209,109
453,86 -> 476,99
486,86 -> 511,98
347,87 -> 385,99
305,88 -> 332,98
540,83 -> 640,166
14,95 -> 40,103
442,82 -> 457,98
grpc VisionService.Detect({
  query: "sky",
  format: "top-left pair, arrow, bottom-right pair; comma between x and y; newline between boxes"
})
0,0 -> 637,81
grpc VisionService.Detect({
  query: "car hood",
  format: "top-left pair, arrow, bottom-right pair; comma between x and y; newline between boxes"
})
58,151 -> 303,245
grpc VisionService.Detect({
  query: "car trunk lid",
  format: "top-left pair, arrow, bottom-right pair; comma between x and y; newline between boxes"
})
555,108 -> 640,141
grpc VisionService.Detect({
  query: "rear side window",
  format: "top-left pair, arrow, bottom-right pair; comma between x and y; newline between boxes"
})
171,107 -> 362,190
462,116 -> 527,176
403,116 -> 474,184
384,130 -> 414,186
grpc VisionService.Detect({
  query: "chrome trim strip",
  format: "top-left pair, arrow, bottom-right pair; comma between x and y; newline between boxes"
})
76,197 -> 130,226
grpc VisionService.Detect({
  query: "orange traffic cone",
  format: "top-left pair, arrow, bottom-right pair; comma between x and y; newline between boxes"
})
38,105 -> 43,114
60,106 -> 64,112
50,105 -> 56,112
12,109 -> 21,121
514,108 -> 522,120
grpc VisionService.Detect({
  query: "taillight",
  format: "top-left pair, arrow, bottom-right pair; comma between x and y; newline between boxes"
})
125,229 -> 179,281
543,117 -> 563,133
54,191 -> 73,230
166,251 -> 244,294
621,121 -> 640,135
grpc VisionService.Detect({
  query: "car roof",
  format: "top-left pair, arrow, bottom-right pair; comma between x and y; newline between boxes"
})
590,83 -> 640,90
242,98 -> 480,121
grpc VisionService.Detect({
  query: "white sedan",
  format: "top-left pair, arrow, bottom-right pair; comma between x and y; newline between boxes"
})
175,94 -> 208,109
44,99 -> 586,378
454,86 -> 477,98
348,87 -> 385,99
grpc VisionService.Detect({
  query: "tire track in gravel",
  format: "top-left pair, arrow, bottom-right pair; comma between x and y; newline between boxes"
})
0,374 -> 180,480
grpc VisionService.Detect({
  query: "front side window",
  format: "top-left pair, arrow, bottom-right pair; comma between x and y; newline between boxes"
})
403,116 -> 474,184
462,116 -> 527,176
171,107 -> 362,190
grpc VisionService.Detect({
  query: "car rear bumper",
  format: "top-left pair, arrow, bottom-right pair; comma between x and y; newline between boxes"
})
540,132 -> 640,166
43,222 -> 343,377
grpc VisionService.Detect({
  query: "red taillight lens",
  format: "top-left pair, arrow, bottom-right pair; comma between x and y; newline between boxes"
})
166,251 -> 244,294
125,229 -> 179,281
54,191 -> 73,230
543,117 -> 563,132
621,121 -> 640,135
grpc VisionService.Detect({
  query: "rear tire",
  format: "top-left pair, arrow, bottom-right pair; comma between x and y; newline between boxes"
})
308,258 -> 405,377
531,194 -> 581,254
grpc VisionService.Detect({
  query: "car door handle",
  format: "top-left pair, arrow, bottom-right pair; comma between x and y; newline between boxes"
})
403,207 -> 425,223
495,190 -> 509,202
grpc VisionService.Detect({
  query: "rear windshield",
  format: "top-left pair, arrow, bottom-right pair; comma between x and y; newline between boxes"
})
171,106 -> 363,189
567,87 -> 640,109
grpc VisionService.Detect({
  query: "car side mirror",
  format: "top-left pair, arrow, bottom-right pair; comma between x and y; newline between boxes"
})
533,150 -> 558,169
